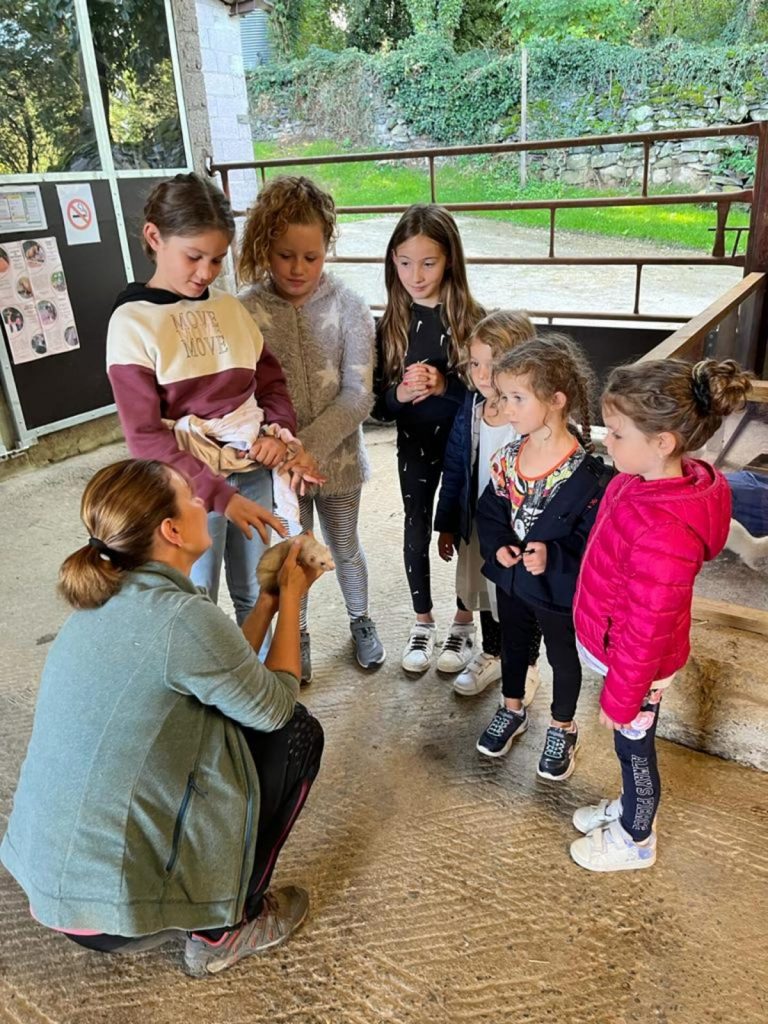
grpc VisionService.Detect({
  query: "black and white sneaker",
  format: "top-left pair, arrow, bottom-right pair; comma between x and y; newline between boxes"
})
476,706 -> 528,758
436,623 -> 476,673
401,622 -> 436,673
537,724 -> 579,781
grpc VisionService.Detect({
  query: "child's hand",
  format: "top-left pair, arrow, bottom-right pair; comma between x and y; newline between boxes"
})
437,532 -> 456,562
281,449 -> 327,494
496,544 -> 522,567
249,435 -> 288,469
404,364 -> 446,405
522,541 -> 547,575
395,380 -> 423,404
599,709 -> 627,731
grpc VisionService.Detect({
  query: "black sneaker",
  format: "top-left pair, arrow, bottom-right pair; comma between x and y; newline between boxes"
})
476,706 -> 528,758
537,724 -> 579,781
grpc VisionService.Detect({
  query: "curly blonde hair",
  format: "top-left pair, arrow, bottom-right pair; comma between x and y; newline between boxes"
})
238,176 -> 338,285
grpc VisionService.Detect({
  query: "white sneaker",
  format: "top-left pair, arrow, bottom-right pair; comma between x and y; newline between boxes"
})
401,622 -> 436,673
523,663 -> 541,707
453,652 -> 501,696
570,819 -> 657,873
572,797 -> 622,835
436,623 -> 476,673
573,798 -> 657,836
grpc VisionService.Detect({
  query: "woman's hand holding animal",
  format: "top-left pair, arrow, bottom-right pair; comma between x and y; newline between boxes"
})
522,541 -> 547,575
277,535 -> 326,599
496,544 -> 522,567
248,435 -> 288,469
438,532 -> 456,562
225,492 -> 287,542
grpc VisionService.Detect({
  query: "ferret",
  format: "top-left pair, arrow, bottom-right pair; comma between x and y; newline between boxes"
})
725,519 -> 768,571
256,534 -> 336,594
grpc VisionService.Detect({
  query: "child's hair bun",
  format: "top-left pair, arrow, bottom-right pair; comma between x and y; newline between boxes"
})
692,359 -> 753,419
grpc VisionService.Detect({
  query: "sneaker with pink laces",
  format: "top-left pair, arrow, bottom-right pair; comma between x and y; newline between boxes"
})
183,886 -> 309,977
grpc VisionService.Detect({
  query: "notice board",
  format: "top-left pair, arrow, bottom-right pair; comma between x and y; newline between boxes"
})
0,180 -> 127,430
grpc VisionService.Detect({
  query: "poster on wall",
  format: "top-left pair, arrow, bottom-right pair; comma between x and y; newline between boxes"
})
0,237 -> 80,365
0,185 -> 47,234
56,183 -> 101,246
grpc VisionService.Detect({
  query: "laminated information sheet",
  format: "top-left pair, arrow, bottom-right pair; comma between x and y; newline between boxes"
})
0,237 -> 79,364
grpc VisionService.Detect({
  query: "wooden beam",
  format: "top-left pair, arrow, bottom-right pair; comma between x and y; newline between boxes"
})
749,379 -> 768,403
638,272 -> 766,363
692,596 -> 768,637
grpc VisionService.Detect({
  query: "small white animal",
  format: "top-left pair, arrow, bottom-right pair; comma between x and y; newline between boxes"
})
256,534 -> 335,594
725,519 -> 768,571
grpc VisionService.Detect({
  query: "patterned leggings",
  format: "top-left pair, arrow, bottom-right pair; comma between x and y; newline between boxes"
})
298,489 -> 369,630
396,420 -> 452,614
614,691 -> 663,842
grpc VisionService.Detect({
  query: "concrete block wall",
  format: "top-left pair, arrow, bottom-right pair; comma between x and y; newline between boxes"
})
192,0 -> 257,215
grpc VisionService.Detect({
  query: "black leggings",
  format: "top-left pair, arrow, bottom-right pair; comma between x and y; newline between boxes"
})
68,704 -> 324,951
397,420 -> 455,615
497,587 -> 581,722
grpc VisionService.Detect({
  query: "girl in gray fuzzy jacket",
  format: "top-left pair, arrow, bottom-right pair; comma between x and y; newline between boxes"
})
238,176 -> 384,681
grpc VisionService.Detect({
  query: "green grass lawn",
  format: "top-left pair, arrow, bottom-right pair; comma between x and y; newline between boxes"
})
253,139 -> 751,253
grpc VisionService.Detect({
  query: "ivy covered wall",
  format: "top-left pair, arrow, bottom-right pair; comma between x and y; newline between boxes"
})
247,37 -> 767,188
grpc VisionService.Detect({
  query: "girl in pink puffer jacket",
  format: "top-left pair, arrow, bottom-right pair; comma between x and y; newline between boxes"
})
570,357 -> 752,873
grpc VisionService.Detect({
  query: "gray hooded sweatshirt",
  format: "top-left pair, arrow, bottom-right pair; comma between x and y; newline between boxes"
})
239,273 -> 375,496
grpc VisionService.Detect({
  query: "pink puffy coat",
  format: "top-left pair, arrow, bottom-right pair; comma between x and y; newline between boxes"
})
573,458 -> 731,724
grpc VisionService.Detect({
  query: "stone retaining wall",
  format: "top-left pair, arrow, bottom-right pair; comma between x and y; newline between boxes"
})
253,87 -> 765,193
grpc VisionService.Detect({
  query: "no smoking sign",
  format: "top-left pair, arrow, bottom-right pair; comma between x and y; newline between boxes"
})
66,198 -> 92,232
56,184 -> 101,245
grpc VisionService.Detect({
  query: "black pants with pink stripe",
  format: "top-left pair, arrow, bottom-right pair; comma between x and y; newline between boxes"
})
67,704 -> 323,952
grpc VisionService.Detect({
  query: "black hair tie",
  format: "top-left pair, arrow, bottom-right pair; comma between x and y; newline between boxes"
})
88,536 -> 116,561
691,365 -> 712,415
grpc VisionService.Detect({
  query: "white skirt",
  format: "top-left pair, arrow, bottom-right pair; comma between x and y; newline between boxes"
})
455,525 -> 499,620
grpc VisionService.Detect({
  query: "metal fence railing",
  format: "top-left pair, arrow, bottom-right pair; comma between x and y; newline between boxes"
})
209,122 -> 767,327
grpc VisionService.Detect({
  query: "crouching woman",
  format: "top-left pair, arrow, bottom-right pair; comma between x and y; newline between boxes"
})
0,459 -> 324,977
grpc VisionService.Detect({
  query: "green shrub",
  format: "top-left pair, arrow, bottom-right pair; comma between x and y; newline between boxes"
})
247,38 -> 768,147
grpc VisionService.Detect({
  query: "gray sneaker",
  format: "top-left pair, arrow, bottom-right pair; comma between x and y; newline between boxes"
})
300,630 -> 312,685
350,615 -> 386,668
183,886 -> 309,977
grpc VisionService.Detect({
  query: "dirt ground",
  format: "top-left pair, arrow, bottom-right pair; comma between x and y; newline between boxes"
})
1,427 -> 767,1024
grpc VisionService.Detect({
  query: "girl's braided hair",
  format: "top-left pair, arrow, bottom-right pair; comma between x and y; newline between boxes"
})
493,332 -> 597,451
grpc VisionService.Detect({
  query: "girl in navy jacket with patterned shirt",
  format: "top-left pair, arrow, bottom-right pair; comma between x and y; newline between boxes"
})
475,335 -> 613,779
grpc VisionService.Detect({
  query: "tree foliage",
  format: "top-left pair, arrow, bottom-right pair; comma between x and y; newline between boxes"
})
403,0 -> 465,39
500,0 -> 640,43
346,0 -> 412,51
0,0 -> 183,174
